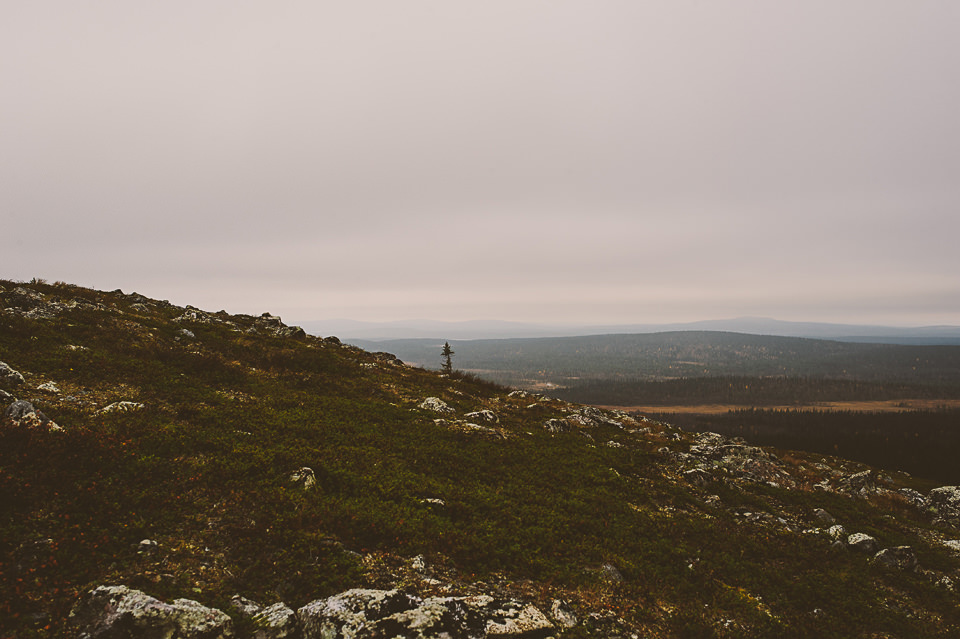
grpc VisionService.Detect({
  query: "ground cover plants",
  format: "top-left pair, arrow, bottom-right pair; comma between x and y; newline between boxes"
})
2,279 -> 960,637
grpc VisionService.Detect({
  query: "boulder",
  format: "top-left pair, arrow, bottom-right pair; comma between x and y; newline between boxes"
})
847,533 -> 879,554
550,599 -> 578,628
813,508 -> 836,525
0,361 -> 25,386
298,588 -> 418,639
872,546 -> 918,572
926,486 -> 960,526
3,400 -> 61,432
70,584 -> 233,639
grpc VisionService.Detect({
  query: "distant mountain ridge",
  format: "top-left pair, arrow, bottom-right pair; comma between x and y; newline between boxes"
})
299,316 -> 960,344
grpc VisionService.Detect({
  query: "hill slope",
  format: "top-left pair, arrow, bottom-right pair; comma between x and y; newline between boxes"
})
3,279 -> 960,638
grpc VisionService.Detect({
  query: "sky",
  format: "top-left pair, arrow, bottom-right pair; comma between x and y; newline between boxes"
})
3,2 -> 959,327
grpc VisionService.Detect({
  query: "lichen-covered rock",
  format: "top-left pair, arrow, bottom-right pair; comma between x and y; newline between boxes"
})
481,601 -> 554,637
872,546 -> 918,571
289,467 -> 317,490
3,400 -> 61,432
542,418 -> 570,433
464,409 -> 499,424
847,533 -> 879,554
37,381 -> 61,393
70,584 -> 233,638
549,599 -> 578,628
250,603 -> 299,639
926,486 -> 960,527
98,401 -> 145,414
298,588 -> 418,639
419,397 -> 454,414
0,361 -> 25,386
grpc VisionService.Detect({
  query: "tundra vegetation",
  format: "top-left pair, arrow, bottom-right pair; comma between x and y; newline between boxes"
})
2,278 -> 960,638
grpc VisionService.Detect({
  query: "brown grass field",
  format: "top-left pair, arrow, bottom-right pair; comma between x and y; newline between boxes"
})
602,398 -> 960,414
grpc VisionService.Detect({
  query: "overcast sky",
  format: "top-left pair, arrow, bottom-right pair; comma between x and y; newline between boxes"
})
3,2 -> 959,327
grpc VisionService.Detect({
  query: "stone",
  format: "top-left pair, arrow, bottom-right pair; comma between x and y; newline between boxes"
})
289,467 -> 317,490
419,397 -> 454,414
138,539 -> 159,555
483,601 -> 554,637
98,401 -> 145,414
179,328 -> 196,339
550,599 -> 578,628
0,361 -> 25,386
372,596 -> 480,639
847,533 -> 879,554
3,400 -> 61,432
813,508 -> 836,525
542,418 -> 571,433
298,588 -> 418,639
926,486 -> 960,526
37,381 -> 61,393
827,525 -> 847,541
464,409 -> 499,424
684,468 -> 713,486
872,546 -> 918,572
70,584 -> 233,638
599,563 -> 624,583
250,603 -> 298,639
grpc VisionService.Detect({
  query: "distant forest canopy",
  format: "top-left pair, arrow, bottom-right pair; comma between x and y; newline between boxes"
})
352,332 -> 960,389
655,407 -> 960,486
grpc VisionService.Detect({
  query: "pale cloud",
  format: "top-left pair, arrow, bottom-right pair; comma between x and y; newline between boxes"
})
2,2 -> 958,327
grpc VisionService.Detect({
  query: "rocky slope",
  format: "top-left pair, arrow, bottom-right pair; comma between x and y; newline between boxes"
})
2,279 -> 960,638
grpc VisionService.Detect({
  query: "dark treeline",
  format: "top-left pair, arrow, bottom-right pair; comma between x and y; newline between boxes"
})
550,375 -> 960,406
650,408 -> 960,486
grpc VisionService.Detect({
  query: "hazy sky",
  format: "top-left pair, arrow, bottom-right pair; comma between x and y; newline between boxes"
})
3,2 -> 959,326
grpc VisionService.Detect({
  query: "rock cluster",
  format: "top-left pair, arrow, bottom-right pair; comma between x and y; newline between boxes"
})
72,585 -> 561,639
3,399 -> 61,432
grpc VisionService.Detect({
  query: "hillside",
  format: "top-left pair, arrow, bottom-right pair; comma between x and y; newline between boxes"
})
3,279 -> 960,638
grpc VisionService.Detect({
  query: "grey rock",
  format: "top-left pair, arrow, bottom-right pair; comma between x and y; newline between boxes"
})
684,468 -> 713,486
137,539 -> 159,555
298,588 -> 418,639
0,361 -> 25,386
926,486 -> 960,526
542,418 -> 571,433
3,400 -> 61,432
98,401 -> 145,414
37,381 -> 61,393
549,599 -> 578,628
872,546 -> 918,571
813,508 -> 836,525
827,525 -> 847,541
70,584 -> 233,639
599,563 -> 623,583
289,467 -> 317,490
847,533 -> 879,554
250,603 -> 299,639
464,409 -> 499,424
419,397 -> 454,414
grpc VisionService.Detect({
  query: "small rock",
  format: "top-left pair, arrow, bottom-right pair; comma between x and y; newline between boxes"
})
419,397 -> 454,414
138,539 -> 159,555
464,409 -> 499,424
37,381 -> 61,393
98,401 -> 145,414
289,467 -> 317,490
542,418 -> 571,433
827,525 -> 847,541
251,602 -> 299,639
550,599 -> 578,628
599,563 -> 623,583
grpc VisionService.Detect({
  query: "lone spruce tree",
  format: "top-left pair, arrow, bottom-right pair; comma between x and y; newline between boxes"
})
441,341 -> 454,374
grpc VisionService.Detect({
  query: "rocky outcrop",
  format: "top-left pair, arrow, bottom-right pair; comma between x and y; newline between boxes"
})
465,410 -> 499,424
3,400 -> 61,432
926,486 -> 960,527
0,361 -> 25,386
70,585 -> 233,638
98,401 -> 145,414
74,585 -> 558,639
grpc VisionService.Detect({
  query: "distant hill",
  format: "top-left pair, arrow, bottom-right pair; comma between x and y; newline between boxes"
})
349,331 -> 960,388
302,316 -> 960,344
